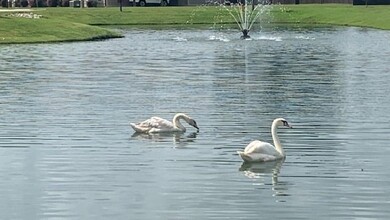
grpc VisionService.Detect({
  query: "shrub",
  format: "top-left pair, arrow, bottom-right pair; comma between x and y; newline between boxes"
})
87,0 -> 97,6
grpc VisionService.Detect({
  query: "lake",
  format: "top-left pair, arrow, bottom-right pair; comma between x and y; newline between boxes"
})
1,27 -> 390,219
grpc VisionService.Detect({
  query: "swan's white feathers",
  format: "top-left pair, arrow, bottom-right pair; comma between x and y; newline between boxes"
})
237,140 -> 281,162
237,151 -> 278,162
130,117 -> 175,133
130,113 -> 198,133
143,117 -> 173,129
244,140 -> 280,156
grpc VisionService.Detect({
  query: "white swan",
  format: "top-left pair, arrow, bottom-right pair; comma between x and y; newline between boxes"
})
130,113 -> 199,133
237,118 -> 292,162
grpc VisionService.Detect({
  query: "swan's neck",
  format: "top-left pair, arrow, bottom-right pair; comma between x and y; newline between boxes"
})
271,122 -> 285,156
173,114 -> 188,132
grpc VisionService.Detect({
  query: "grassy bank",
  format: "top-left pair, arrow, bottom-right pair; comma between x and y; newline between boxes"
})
1,5 -> 390,44
0,9 -> 124,44
273,4 -> 390,30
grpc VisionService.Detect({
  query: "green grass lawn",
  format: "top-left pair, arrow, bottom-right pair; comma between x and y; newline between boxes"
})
273,4 -> 390,30
1,4 -> 390,44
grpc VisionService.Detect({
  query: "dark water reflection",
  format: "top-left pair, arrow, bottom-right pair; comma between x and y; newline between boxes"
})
1,27 -> 390,219
239,159 -> 289,202
131,132 -> 198,148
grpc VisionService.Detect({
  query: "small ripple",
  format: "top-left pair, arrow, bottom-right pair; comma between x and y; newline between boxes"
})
256,35 -> 282,41
208,35 -> 230,42
172,36 -> 188,42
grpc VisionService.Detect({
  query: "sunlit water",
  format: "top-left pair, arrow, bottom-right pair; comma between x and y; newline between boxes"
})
1,27 -> 390,219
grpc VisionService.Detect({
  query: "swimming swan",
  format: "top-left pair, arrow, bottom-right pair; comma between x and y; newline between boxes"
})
237,118 -> 292,162
130,113 -> 199,133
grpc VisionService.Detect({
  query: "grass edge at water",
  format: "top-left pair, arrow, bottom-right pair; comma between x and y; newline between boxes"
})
0,5 -> 390,44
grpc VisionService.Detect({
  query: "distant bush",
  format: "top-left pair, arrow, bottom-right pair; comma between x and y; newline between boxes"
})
46,0 -> 59,6
10,0 -> 29,7
20,0 -> 29,6
27,0 -> 47,6
87,0 -> 97,6
60,0 -> 70,6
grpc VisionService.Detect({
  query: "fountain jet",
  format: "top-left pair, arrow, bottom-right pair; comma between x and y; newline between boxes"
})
241,29 -> 250,39
222,0 -> 270,39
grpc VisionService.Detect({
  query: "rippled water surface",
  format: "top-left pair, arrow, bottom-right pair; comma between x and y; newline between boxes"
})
1,27 -> 390,219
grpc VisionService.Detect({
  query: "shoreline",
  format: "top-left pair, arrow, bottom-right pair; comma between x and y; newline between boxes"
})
1,5 -> 389,44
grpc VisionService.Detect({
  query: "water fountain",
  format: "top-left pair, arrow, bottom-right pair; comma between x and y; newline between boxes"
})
221,0 -> 271,39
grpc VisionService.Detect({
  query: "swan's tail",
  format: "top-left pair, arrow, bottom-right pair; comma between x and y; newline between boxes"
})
237,151 -> 253,162
129,123 -> 136,130
130,123 -> 145,133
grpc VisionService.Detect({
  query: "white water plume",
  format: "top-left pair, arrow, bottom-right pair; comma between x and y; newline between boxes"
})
221,0 -> 271,37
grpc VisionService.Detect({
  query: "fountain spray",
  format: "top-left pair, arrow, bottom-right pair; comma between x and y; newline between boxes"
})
222,0 -> 269,39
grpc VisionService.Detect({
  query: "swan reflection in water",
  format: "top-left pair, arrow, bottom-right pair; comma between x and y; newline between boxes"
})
131,132 -> 198,148
239,159 -> 290,201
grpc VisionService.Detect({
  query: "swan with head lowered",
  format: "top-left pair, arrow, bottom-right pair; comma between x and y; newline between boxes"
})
130,113 -> 199,133
237,118 -> 292,162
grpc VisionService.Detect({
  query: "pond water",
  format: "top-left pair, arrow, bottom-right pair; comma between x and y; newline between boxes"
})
1,27 -> 390,219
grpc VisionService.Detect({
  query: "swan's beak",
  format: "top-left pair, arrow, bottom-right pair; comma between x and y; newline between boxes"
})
191,119 -> 199,132
194,125 -> 199,132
